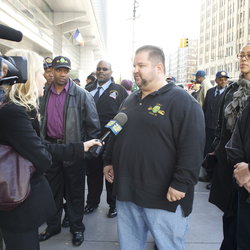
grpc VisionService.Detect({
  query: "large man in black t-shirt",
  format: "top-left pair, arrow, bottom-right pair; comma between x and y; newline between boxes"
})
103,45 -> 205,249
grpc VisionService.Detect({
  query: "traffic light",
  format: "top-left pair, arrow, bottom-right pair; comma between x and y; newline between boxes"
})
180,38 -> 189,48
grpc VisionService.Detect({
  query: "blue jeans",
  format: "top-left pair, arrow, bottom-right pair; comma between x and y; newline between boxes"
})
117,201 -> 189,250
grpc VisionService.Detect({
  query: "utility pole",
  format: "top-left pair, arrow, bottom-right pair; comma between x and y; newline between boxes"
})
132,0 -> 139,57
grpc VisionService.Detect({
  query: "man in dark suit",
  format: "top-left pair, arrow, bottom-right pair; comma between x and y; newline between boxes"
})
200,71 -> 229,188
85,60 -> 128,218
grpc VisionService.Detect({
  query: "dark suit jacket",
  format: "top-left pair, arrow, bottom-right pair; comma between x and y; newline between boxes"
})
203,87 -> 225,130
86,81 -> 128,134
0,102 -> 84,231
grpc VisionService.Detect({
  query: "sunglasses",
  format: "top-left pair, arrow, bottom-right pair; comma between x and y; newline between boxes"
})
96,67 -> 109,71
237,54 -> 250,60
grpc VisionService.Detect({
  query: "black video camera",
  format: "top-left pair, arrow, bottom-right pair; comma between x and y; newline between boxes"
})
0,24 -> 27,85
0,56 -> 27,85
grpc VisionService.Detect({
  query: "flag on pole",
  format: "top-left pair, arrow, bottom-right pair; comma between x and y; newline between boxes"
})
73,29 -> 84,46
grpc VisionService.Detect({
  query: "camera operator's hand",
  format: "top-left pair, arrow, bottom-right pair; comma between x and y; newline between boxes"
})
83,139 -> 103,152
0,61 -> 8,79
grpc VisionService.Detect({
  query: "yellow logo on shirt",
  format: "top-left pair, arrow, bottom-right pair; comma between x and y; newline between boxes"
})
148,104 -> 165,116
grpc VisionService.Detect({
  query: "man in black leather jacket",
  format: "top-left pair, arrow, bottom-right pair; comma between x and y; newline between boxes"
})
39,56 -> 100,247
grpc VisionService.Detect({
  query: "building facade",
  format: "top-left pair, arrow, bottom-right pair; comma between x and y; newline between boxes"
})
166,39 -> 198,84
0,0 -> 107,83
198,0 -> 250,80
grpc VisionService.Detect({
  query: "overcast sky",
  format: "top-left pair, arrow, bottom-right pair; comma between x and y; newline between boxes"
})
106,0 -> 200,80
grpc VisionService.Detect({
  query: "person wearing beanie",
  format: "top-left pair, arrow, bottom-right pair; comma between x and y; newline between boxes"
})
121,79 -> 133,95
194,70 -> 213,106
85,74 -> 96,90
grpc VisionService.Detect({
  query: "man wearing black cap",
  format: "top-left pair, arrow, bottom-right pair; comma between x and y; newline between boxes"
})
39,56 -> 100,246
201,71 -> 229,187
43,56 -> 54,88
194,70 -> 213,106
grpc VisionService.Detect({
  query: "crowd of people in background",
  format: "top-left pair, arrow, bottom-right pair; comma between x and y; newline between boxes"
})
1,43 -> 250,250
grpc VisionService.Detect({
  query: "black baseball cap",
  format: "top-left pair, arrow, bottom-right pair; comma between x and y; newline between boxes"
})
215,71 -> 229,79
43,57 -> 53,69
52,56 -> 71,69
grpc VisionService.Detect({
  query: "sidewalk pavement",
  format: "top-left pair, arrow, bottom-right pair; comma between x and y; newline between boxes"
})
39,182 -> 223,250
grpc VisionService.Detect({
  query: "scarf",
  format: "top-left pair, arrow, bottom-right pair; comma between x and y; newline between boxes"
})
224,78 -> 250,131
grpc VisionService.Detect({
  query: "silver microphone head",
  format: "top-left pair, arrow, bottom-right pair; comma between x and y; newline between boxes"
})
113,112 -> 128,126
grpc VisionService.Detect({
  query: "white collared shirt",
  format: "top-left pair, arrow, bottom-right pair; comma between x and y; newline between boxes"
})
215,87 -> 226,96
90,79 -> 112,98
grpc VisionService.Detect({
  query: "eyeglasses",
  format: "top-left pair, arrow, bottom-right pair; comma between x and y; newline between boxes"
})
96,67 -> 109,71
237,54 -> 250,60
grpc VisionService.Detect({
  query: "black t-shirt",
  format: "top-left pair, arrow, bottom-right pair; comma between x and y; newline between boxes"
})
104,83 -> 205,216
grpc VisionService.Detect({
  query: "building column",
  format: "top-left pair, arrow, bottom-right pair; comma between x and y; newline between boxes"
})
79,46 -> 95,83
53,26 -> 63,56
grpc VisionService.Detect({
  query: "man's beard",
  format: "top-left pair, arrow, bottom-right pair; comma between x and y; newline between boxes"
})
135,74 -> 148,88
137,78 -> 149,89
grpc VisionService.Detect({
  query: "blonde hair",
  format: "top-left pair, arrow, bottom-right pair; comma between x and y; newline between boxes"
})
4,49 -> 43,111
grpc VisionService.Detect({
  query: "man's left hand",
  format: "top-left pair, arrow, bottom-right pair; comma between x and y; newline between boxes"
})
166,187 -> 186,202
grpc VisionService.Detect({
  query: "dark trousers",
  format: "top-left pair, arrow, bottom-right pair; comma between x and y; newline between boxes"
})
220,212 -> 237,250
204,128 -> 216,156
203,128 -> 216,178
237,188 -> 250,250
45,159 -> 85,233
0,229 -> 3,250
86,155 -> 116,208
2,228 -> 39,250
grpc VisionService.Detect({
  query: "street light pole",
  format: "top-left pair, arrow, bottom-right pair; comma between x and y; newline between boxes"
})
132,0 -> 139,57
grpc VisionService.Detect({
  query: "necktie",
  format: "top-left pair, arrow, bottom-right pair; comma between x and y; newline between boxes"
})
215,89 -> 220,96
93,87 -> 102,103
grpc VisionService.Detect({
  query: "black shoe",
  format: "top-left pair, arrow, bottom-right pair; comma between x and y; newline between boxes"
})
198,175 -> 210,182
107,207 -> 117,218
84,205 -> 98,214
39,228 -> 61,241
72,231 -> 84,246
206,183 -> 212,190
61,214 -> 70,228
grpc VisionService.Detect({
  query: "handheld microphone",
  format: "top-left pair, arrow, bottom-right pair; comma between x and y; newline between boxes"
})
89,112 -> 128,157
0,24 -> 23,42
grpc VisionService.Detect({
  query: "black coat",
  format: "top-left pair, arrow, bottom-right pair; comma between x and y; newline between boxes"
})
209,82 -> 239,213
203,87 -> 224,130
226,98 -> 250,164
0,103 -> 84,231
86,81 -> 128,134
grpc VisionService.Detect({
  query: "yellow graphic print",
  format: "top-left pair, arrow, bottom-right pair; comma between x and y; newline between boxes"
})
148,104 -> 165,116
57,58 -> 68,64
106,120 -> 116,127
112,123 -> 122,133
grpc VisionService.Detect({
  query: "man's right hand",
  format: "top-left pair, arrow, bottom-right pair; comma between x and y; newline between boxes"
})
103,165 -> 114,183
233,162 -> 250,186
